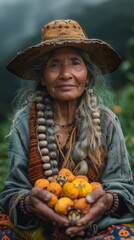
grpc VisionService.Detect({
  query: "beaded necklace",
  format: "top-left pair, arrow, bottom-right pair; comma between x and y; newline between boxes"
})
33,89 -> 76,181
28,89 -> 106,185
35,90 -> 58,181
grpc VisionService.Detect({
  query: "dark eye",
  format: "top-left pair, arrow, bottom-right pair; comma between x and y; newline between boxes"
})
73,60 -> 80,65
51,61 -> 60,67
48,60 -> 61,69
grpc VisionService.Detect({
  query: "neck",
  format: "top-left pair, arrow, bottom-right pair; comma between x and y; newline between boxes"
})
54,100 -> 77,126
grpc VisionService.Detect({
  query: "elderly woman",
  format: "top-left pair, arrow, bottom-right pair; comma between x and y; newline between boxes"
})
0,19 -> 134,240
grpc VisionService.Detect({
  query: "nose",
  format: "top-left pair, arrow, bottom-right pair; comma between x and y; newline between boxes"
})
60,64 -> 72,80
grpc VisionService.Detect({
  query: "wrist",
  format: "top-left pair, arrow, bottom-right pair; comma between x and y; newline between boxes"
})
104,191 -> 119,215
19,193 -> 33,215
105,192 -> 114,211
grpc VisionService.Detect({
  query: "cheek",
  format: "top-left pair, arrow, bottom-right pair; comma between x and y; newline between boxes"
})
43,70 -> 58,85
41,77 -> 53,96
45,81 -> 54,94
41,72 -> 52,87
77,84 -> 86,96
78,73 -> 88,88
42,76 -> 56,97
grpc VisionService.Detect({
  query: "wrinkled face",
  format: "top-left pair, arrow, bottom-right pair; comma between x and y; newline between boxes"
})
41,47 -> 89,102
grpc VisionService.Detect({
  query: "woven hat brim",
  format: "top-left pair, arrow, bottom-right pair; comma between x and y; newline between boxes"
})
7,38 -> 121,80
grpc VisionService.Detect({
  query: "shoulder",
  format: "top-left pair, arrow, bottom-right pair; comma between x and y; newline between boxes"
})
8,105 -> 31,154
12,105 -> 31,133
100,106 -> 118,120
14,106 -> 30,124
100,106 -> 120,128
100,106 -> 124,141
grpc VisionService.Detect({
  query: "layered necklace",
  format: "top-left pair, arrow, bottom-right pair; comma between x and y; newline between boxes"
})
35,89 -> 76,181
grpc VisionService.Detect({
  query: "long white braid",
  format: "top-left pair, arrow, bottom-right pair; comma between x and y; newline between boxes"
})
70,87 -> 103,176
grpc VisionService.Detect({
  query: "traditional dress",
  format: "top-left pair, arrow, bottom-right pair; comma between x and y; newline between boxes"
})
0,104 -> 134,240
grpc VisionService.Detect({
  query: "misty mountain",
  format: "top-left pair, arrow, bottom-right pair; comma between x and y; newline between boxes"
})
1,0 -> 134,64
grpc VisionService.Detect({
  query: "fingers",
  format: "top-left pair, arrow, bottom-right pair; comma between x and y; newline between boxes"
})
65,220 -> 93,237
25,187 -> 69,226
66,225 -> 85,237
78,190 -> 112,226
25,187 -> 52,213
66,189 -> 107,233
86,187 -> 105,204
26,187 -> 52,212
32,199 -> 69,226
25,187 -> 108,235
30,187 -> 52,202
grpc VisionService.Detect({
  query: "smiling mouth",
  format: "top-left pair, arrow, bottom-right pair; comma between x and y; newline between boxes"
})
55,84 -> 77,90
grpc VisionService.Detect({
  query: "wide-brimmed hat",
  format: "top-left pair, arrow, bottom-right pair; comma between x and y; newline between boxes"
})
7,19 -> 121,81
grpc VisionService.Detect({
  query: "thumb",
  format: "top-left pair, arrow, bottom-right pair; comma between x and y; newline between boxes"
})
86,188 -> 105,204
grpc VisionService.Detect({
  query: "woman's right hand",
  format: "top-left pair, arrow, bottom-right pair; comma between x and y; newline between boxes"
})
25,187 -> 69,227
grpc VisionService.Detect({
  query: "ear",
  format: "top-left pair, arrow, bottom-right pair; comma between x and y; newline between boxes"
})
41,77 -> 45,86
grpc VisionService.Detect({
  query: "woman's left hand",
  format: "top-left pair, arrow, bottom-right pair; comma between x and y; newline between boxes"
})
65,188 -> 113,237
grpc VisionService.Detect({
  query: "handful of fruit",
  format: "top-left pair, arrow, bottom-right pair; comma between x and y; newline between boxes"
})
34,168 -> 102,225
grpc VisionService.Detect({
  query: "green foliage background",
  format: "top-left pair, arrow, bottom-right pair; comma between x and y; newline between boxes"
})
0,123 -> 9,192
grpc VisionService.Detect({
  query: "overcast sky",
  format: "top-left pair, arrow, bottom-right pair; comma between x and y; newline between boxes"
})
0,0 -> 109,5
0,0 -> 111,65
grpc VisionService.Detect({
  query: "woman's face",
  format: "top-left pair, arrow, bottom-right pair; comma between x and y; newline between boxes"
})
41,47 -> 89,102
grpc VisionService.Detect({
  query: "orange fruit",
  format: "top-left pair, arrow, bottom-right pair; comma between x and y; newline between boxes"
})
58,168 -> 75,182
73,179 -> 92,198
62,182 -> 79,199
47,182 -> 62,197
74,198 -> 90,215
74,175 -> 88,182
90,182 -> 102,191
47,193 -> 58,208
54,197 -> 74,215
34,178 -> 49,189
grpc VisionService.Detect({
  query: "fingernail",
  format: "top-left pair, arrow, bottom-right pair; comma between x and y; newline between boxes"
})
46,192 -> 52,200
86,195 -> 93,203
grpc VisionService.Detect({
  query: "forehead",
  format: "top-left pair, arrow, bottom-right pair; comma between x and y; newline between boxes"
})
49,47 -> 82,58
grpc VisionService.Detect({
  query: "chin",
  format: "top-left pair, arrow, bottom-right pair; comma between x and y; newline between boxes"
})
61,95 -> 79,100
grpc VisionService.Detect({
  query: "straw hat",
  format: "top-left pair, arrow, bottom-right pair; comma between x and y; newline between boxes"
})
7,19 -> 121,80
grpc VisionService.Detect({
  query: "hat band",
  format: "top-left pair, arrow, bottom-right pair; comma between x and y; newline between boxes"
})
42,27 -> 87,41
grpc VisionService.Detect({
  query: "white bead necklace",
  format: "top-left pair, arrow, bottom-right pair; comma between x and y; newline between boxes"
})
35,90 -> 59,182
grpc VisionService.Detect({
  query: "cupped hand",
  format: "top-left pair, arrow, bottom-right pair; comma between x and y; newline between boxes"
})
65,188 -> 113,237
25,187 -> 69,227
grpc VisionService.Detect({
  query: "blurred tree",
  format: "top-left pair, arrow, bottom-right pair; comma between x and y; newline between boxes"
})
113,36 -> 134,170
121,37 -> 134,84
0,122 -> 9,191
